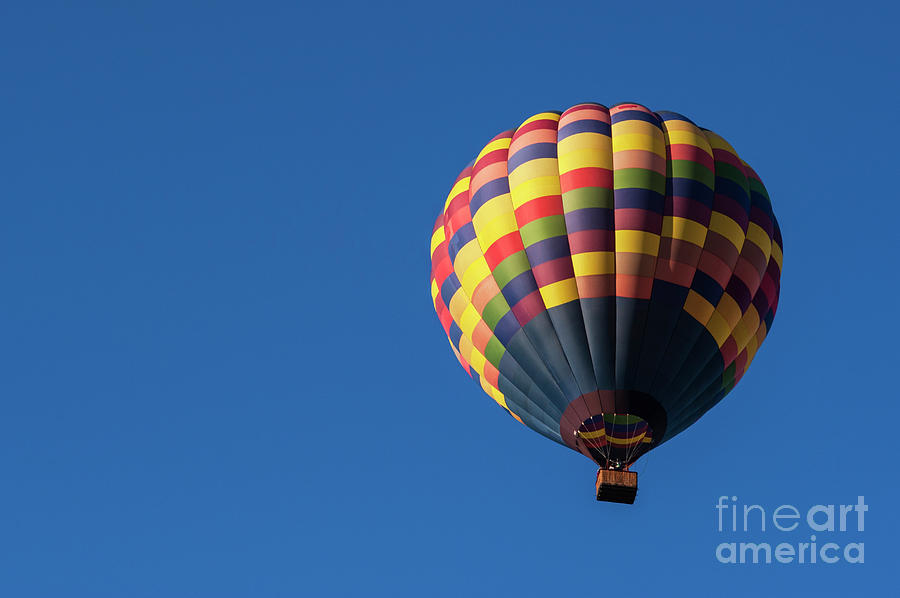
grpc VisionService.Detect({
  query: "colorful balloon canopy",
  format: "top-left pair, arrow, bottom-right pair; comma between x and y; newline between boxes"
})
429,102 -> 782,469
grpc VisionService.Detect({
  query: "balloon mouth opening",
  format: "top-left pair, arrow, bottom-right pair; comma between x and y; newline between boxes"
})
575,413 -> 653,469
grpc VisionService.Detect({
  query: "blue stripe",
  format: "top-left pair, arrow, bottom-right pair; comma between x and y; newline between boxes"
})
470,177 -> 509,214
448,321 -> 463,349
448,222 -> 476,262
524,235 -> 571,265
725,277 -> 752,311
655,110 -> 696,126
691,270 -> 724,306
440,273 -> 462,306
614,187 -> 665,213
507,142 -> 557,173
669,177 -> 715,203
558,119 -> 611,140
611,109 -> 661,127
714,176 -> 750,211
502,269 -> 540,307
564,207 -> 614,233
494,311 -> 520,345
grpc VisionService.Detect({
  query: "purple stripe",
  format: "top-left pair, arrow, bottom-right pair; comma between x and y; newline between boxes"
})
470,177 -> 510,214
564,207 -> 614,233
712,194 -> 750,228
725,276 -> 752,311
523,235 -> 571,265
440,273 -> 462,306
611,109 -> 661,127
714,176 -> 750,210
614,188 -> 665,213
502,270 -> 540,306
448,222 -> 476,262
669,177 -> 714,204
671,196 -> 712,223
655,110 -> 696,126
558,119 -> 611,140
507,142 -> 557,173
749,205 -> 774,237
493,311 -> 520,344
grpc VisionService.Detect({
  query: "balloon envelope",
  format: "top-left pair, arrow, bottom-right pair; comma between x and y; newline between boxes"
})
429,103 -> 782,468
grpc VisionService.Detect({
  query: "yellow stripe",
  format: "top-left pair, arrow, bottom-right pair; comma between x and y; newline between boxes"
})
745,222 -> 772,257
731,306 -> 760,352
703,130 -> 739,154
607,433 -> 646,446
716,293 -> 743,329
577,428 -> 606,440
708,212 -> 745,251
684,289 -> 715,324
509,157 -> 559,180
662,216 -> 707,247
571,251 -> 615,276
472,192 -> 513,224
444,177 -> 470,211
447,288 -> 468,324
771,241 -> 784,271
611,119 -> 661,138
460,252 -> 492,295
706,311 -> 733,347
612,133 -> 666,156
539,278 -> 579,308
452,240 -> 479,278
509,174 -> 561,208
475,136 -> 511,164
558,130 -> 612,152
665,129 -> 713,152
557,147 -> 611,172
481,377 -> 510,411
520,111 -> 561,127
476,212 -> 519,247
615,230 -> 660,256
430,226 -> 445,255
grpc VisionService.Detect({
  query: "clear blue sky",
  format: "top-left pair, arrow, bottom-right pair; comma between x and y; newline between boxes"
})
1,1 -> 897,596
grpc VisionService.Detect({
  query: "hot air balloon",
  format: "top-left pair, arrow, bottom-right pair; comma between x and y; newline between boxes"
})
429,102 -> 782,503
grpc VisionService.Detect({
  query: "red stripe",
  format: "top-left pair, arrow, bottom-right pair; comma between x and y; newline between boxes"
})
513,117 -> 558,139
484,232 -> 525,269
614,208 -> 663,232
515,195 -> 563,226
720,337 -> 739,365
654,259 -> 695,288
615,275 -> 653,299
510,290 -> 546,325
568,229 -> 613,253
531,256 -> 575,286
697,252 -> 733,287
712,148 -> 744,170
559,167 -> 613,191
472,148 -> 509,175
669,143 -> 714,171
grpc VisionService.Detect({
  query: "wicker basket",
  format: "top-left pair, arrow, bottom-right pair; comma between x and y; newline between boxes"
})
595,469 -> 638,504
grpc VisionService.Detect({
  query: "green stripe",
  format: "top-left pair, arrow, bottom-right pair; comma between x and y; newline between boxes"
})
519,215 -> 567,247
748,177 -> 770,200
562,186 -> 614,211
492,252 -> 531,289
613,168 -> 666,194
670,160 -> 715,189
713,162 -> 750,195
481,293 -> 509,329
722,362 -> 737,388
484,336 -> 506,366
